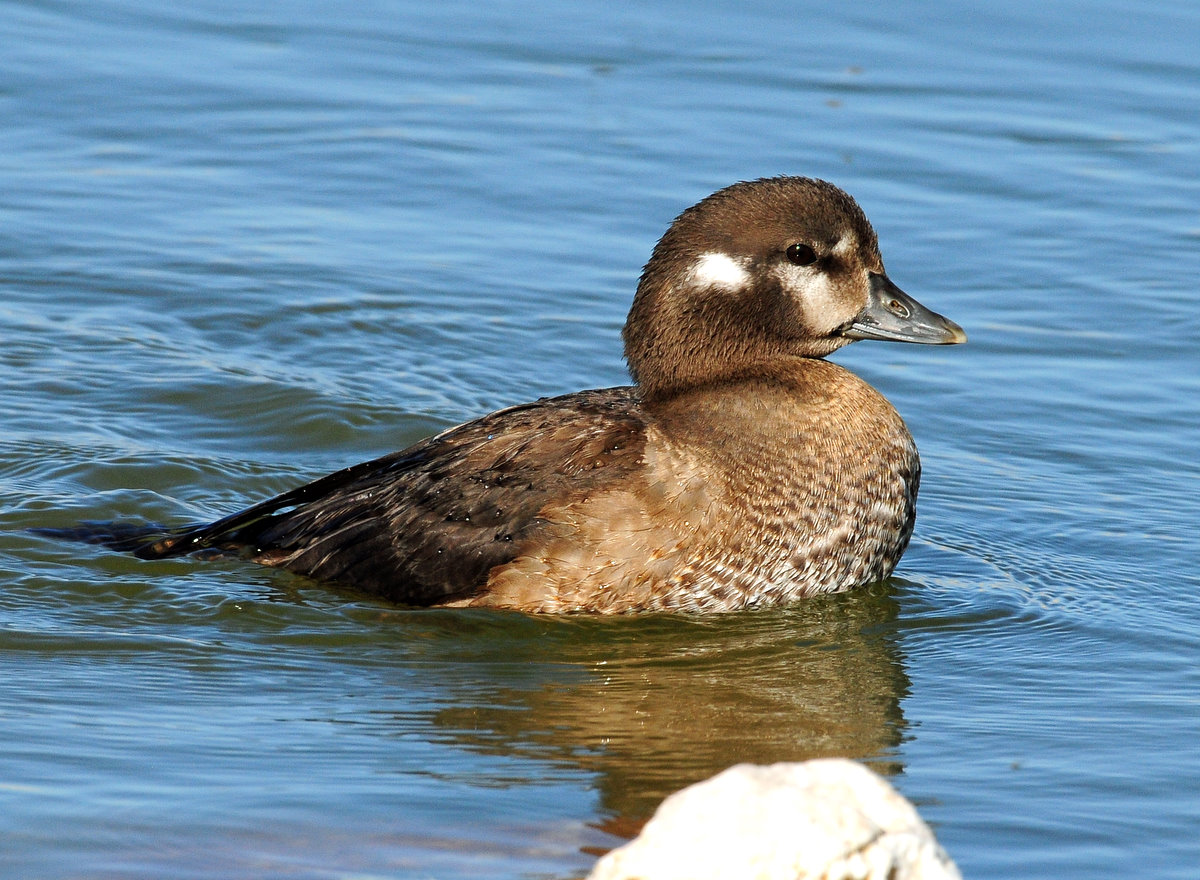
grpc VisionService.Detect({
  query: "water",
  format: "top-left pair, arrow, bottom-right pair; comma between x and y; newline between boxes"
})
3,0 -> 1199,877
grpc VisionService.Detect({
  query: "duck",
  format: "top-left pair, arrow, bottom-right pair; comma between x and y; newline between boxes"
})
69,177 -> 966,613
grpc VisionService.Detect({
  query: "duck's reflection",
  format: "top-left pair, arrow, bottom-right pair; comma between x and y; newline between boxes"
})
401,581 -> 909,823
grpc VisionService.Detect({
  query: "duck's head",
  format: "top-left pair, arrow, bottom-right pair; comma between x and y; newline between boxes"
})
623,176 -> 966,397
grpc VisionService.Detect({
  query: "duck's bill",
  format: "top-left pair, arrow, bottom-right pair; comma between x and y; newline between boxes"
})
844,273 -> 967,345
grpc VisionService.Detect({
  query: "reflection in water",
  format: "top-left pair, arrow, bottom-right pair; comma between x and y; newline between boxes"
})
398,582 -> 909,824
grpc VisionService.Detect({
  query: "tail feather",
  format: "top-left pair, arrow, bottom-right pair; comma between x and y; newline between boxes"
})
32,474 -> 340,561
34,447 -> 426,567
30,521 -> 204,556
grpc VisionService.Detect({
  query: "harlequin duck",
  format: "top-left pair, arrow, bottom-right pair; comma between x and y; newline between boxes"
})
69,177 -> 965,612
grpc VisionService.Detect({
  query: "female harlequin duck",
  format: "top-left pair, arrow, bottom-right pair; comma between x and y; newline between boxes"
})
70,177 -> 965,612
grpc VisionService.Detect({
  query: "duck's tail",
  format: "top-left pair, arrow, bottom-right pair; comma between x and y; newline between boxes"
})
31,471 -> 336,561
30,520 -> 232,559
33,447 -> 429,567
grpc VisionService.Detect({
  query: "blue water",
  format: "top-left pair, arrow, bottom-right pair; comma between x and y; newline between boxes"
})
3,0 -> 1199,877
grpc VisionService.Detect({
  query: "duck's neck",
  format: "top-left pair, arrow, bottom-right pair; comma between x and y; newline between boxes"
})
628,347 -> 852,405
622,282 -> 851,400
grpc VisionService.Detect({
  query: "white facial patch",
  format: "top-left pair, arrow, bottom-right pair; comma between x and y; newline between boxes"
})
689,252 -> 750,290
801,272 -> 845,333
831,234 -> 857,260
770,233 -> 866,334
774,262 -> 847,335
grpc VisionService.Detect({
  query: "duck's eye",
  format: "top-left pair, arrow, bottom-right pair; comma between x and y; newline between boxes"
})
786,243 -> 817,266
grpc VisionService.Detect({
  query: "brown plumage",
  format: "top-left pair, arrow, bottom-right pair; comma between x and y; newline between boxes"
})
54,177 -> 965,612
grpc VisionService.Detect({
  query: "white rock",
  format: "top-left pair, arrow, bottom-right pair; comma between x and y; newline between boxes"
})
587,760 -> 960,880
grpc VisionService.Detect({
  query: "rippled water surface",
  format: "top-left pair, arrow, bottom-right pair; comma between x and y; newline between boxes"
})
3,1 -> 1199,877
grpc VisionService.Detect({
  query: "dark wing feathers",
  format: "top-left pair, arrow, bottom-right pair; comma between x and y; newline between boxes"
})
138,388 -> 648,605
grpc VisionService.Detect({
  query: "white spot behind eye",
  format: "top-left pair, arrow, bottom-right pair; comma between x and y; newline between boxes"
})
690,252 -> 750,289
831,235 -> 856,259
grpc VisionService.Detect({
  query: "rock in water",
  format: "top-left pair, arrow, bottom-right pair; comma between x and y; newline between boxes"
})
588,760 -> 960,880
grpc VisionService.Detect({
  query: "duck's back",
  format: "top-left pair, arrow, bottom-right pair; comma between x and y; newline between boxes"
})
138,388 -> 650,607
